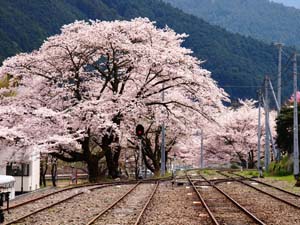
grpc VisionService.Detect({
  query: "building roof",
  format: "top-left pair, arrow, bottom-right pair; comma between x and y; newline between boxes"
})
0,175 -> 15,188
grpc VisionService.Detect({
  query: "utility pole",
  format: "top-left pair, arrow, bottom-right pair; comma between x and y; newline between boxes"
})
269,79 -> 280,112
138,140 -> 143,178
293,52 -> 299,185
275,43 -> 283,110
257,90 -> 262,176
264,76 -> 270,171
200,129 -> 204,168
161,83 -> 166,176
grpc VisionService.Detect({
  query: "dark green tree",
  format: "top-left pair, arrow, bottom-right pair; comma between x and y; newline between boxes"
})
276,104 -> 300,155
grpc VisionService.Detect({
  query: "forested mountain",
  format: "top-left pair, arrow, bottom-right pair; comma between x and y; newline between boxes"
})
272,0 -> 300,9
0,0 -> 295,101
164,0 -> 300,48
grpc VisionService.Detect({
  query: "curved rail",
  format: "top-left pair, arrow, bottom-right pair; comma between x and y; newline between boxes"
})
134,182 -> 159,225
228,171 -> 300,198
188,173 -> 266,225
4,184 -> 112,225
217,171 -> 300,210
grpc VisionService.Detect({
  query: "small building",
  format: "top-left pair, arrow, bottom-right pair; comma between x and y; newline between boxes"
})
0,151 -> 40,194
0,175 -> 15,199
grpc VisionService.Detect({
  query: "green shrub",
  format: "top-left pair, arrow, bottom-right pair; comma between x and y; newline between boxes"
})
268,155 -> 293,176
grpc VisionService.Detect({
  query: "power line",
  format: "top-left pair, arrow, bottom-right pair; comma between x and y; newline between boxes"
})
222,85 -> 262,88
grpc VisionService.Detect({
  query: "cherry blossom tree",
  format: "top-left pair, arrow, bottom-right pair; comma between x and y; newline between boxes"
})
0,18 -> 227,180
202,100 -> 276,168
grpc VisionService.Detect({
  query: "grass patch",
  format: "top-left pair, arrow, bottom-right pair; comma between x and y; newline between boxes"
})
236,170 -> 259,178
237,170 -> 297,184
264,174 -> 296,183
154,171 -> 172,179
201,169 -> 218,176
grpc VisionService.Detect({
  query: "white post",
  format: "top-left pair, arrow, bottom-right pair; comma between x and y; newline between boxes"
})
275,43 -> 283,110
257,90 -> 262,175
138,139 -> 143,178
264,76 -> 270,171
269,79 -> 280,112
293,52 -> 299,181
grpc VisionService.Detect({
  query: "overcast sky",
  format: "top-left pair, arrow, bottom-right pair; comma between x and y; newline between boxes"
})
271,0 -> 300,9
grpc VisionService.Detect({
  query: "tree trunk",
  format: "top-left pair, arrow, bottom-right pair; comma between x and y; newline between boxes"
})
39,163 -> 44,186
87,158 -> 100,182
104,146 -> 120,178
40,159 -> 48,187
248,150 -> 255,169
102,123 -> 121,179
51,160 -> 57,187
50,132 -> 106,183
104,114 -> 122,178
153,167 -> 160,176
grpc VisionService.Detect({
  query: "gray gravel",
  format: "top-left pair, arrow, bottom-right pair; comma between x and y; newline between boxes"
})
13,184 -> 135,225
6,187 -> 58,209
140,182 -> 212,225
5,170 -> 299,225
255,177 -> 300,194
218,181 -> 300,224
93,183 -> 155,225
4,185 -> 101,224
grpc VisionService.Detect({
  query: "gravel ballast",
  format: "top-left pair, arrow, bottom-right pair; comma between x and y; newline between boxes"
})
140,182 -> 212,225
218,181 -> 300,224
12,184 -> 135,225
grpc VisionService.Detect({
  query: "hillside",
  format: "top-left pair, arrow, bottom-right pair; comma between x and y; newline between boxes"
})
164,0 -> 300,49
0,0 -> 295,101
272,0 -> 300,9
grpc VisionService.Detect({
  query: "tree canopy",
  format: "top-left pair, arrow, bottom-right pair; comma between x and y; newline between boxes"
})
0,18 -> 227,181
0,0 -> 297,101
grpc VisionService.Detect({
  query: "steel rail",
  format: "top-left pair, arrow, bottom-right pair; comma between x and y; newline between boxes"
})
217,171 -> 300,210
86,182 -> 141,225
4,176 -> 170,212
186,175 -> 219,225
208,177 -> 246,185
4,184 -> 112,225
3,181 -> 129,211
134,182 -> 159,225
192,174 -> 266,225
228,171 -> 300,198
3,185 -> 89,211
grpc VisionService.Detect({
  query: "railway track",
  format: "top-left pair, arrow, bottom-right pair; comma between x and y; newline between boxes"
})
3,184 -> 92,212
186,173 -> 265,225
3,184 -> 113,225
3,176 -> 170,212
86,182 -> 159,225
3,179 -> 163,225
217,170 -> 300,210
